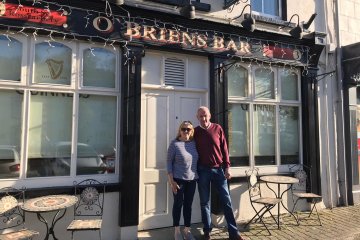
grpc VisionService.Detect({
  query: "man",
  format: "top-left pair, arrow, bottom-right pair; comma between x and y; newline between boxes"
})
194,106 -> 243,240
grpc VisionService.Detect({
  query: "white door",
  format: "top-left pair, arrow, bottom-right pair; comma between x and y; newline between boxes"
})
139,89 -> 206,230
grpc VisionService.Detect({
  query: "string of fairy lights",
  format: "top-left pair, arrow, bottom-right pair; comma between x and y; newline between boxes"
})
0,0 -> 316,74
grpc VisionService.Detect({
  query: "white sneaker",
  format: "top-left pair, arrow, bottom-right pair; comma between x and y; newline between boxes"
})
174,231 -> 184,240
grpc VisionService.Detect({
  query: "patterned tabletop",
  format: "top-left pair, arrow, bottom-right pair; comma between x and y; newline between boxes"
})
22,195 -> 78,212
260,175 -> 299,184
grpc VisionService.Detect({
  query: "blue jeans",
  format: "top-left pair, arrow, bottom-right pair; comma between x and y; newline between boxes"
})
198,166 -> 240,238
172,178 -> 197,227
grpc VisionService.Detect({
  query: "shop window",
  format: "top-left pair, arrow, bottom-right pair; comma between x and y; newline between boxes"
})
0,90 -> 23,179
227,64 -> 301,167
228,65 -> 248,98
281,70 -> 298,101
254,68 -> 275,99
33,42 -> 72,85
251,0 -> 282,19
0,34 -> 120,186
27,91 -> 73,177
0,36 -> 22,82
82,48 -> 116,88
279,106 -> 299,164
78,95 -> 117,174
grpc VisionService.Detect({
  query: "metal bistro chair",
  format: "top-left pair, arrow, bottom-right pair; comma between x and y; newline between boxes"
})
0,187 -> 39,240
245,168 -> 282,235
289,164 -> 322,226
67,179 -> 106,240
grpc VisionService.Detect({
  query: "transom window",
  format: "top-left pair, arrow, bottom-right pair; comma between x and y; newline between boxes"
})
227,63 -> 301,168
0,34 -> 120,186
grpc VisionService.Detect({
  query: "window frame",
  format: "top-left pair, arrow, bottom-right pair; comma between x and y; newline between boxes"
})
226,63 -> 302,175
0,34 -> 121,189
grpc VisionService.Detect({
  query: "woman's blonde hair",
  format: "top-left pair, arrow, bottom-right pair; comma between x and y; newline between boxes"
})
176,121 -> 194,140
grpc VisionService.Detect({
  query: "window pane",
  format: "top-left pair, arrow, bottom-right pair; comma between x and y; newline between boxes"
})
228,103 -> 249,166
264,0 -> 279,16
254,104 -> 275,165
83,48 -> 116,88
251,0 -> 262,12
78,94 -> 117,175
27,92 -> 73,177
0,36 -> 22,81
254,68 -> 275,99
34,42 -> 72,85
228,65 -> 248,97
0,90 -> 22,178
281,71 -> 298,100
280,106 -> 299,164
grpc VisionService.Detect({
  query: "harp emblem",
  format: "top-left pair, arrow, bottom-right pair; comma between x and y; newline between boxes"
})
45,59 -> 64,79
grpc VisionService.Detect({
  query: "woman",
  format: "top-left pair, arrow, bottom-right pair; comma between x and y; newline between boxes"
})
167,121 -> 198,240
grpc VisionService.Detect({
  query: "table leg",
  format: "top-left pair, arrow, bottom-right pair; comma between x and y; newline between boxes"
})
36,209 -> 67,240
280,184 -> 299,225
277,184 -> 280,229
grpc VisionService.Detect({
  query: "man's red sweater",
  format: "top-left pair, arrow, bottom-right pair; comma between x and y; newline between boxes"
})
194,123 -> 230,169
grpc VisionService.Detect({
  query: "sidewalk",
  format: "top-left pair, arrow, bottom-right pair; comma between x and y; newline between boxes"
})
138,204 -> 360,239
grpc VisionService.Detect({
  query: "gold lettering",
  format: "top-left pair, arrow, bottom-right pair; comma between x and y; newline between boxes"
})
158,28 -> 167,41
124,21 -> 141,38
226,39 -> 238,51
197,34 -> 207,48
238,41 -> 251,54
181,32 -> 196,46
213,36 -> 224,49
142,25 -> 157,41
168,30 -> 180,43
0,3 -> 5,16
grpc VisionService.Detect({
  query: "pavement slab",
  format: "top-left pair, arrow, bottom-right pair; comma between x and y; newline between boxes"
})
138,204 -> 360,240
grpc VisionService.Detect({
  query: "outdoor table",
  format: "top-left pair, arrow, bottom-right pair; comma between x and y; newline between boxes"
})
22,194 -> 78,240
260,175 -> 299,229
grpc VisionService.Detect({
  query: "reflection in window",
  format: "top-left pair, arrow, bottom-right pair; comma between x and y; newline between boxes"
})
228,65 -> 248,97
78,95 -> 117,175
0,36 -> 22,81
0,90 -> 23,179
83,48 -> 116,88
27,91 -> 73,177
34,42 -> 72,85
251,0 -> 280,17
281,71 -> 298,100
228,103 -> 249,166
254,104 -> 275,165
280,106 -> 299,164
254,68 -> 274,99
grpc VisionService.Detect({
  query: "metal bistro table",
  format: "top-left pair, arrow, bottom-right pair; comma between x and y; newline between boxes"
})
260,175 -> 299,229
22,194 -> 78,240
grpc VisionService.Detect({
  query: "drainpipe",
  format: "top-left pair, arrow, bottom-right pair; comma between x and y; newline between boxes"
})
334,0 -> 349,206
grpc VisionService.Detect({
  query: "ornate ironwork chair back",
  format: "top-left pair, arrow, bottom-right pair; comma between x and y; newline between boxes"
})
0,187 -> 26,231
245,168 -> 261,200
289,164 -> 311,192
73,179 -> 106,219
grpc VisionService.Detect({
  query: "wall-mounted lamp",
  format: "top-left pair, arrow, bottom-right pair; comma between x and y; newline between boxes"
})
288,14 -> 303,39
281,13 -> 316,39
180,0 -> 196,19
231,4 -> 255,32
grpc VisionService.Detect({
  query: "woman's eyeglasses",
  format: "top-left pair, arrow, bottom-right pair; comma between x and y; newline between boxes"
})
181,128 -> 192,132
